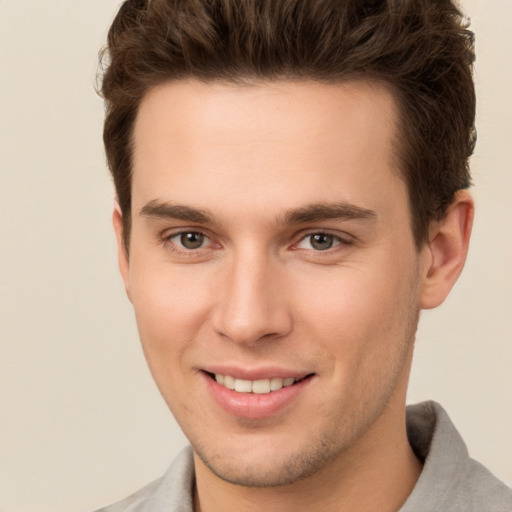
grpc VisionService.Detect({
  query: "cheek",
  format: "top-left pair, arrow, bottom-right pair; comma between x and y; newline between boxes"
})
293,261 -> 417,360
129,261 -> 215,363
128,265 -> 217,416
295,268 -> 391,328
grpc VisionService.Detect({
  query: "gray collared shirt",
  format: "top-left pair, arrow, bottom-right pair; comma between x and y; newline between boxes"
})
95,401 -> 512,511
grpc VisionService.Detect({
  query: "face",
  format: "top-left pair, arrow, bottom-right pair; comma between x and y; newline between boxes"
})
117,79 -> 429,487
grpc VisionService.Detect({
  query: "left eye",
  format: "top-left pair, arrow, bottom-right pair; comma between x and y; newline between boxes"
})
297,233 -> 341,251
169,231 -> 209,250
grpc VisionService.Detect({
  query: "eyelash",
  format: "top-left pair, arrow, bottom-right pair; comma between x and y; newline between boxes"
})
160,229 -> 353,256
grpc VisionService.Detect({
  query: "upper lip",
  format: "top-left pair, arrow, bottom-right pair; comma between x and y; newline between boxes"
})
201,365 -> 312,381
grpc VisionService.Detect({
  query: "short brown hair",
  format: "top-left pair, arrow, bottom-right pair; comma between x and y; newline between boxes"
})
99,0 -> 476,249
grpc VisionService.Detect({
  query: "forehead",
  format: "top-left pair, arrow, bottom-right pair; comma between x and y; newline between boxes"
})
131,79 -> 406,223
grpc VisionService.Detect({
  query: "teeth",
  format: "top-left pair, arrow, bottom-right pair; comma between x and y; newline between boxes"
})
214,374 -> 298,394
223,375 -> 235,390
252,379 -> 271,394
270,377 -> 284,391
234,379 -> 252,393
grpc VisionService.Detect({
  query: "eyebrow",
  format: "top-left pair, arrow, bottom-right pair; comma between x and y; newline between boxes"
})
140,200 -> 377,226
280,202 -> 377,225
140,200 -> 213,223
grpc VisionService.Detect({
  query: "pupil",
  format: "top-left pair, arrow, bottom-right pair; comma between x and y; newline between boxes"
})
181,232 -> 204,249
311,233 -> 333,250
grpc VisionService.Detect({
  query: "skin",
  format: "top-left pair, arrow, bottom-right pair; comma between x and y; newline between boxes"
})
114,79 -> 473,512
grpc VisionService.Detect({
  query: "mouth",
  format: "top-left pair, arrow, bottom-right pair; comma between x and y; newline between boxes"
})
202,369 -> 316,419
205,371 -> 314,395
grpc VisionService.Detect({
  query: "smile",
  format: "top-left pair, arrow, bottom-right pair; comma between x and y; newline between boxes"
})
204,370 -> 315,418
214,374 -> 300,394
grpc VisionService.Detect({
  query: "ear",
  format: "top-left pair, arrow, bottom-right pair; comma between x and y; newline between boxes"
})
420,190 -> 474,309
112,199 -> 132,303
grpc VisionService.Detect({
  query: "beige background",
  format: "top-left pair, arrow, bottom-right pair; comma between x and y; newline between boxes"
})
0,1 -> 511,510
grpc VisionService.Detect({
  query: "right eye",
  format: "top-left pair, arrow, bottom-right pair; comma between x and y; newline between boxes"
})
167,231 -> 210,250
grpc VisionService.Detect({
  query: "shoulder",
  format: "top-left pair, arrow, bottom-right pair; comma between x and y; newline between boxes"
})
93,477 -> 164,512
402,401 -> 512,512
93,447 -> 195,512
459,458 -> 512,510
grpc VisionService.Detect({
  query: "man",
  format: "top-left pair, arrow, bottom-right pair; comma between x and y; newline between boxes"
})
96,0 -> 512,510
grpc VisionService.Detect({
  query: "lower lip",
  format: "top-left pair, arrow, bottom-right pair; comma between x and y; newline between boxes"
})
203,373 -> 314,419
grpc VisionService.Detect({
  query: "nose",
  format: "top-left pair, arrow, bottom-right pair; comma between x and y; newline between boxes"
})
212,249 -> 293,346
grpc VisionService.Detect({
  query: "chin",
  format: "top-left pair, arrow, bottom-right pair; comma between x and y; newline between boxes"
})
192,432 -> 347,488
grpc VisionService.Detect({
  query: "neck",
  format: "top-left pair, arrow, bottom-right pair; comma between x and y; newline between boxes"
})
193,398 -> 422,512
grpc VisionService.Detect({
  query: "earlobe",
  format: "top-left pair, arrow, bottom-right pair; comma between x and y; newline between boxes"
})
420,190 -> 474,310
112,199 -> 132,303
